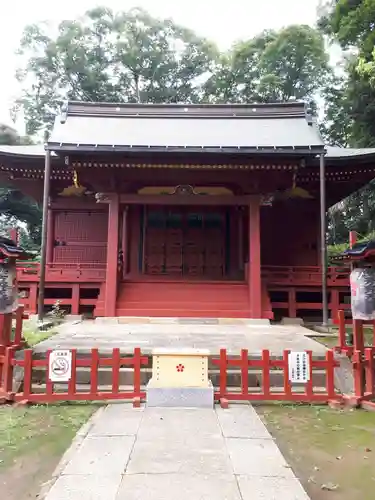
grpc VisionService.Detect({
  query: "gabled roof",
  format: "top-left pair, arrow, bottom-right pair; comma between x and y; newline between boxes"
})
47,101 -> 325,155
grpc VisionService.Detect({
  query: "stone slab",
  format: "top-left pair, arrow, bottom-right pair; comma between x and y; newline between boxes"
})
146,384 -> 214,408
137,407 -> 222,440
89,404 -> 143,437
62,436 -> 134,476
126,436 -> 231,475
226,437 -> 294,478
216,406 -> 272,439
116,473 -> 241,500
45,474 -> 121,500
237,475 -> 310,500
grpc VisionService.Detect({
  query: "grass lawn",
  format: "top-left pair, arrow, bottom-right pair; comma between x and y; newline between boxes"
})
0,403 -> 97,500
19,319 -> 58,347
258,404 -> 375,500
312,330 -> 374,349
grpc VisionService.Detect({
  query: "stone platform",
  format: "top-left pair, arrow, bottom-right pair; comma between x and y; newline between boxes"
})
32,317 -> 327,357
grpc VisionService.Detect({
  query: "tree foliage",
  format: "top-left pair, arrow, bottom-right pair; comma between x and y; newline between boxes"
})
0,126 -> 41,246
204,26 -> 328,105
319,0 -> 375,245
15,9 -> 330,135
15,7 -> 218,135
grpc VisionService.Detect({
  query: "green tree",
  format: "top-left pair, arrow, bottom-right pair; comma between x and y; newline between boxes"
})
15,7 -> 218,135
204,25 -> 329,104
0,126 -> 41,246
319,0 -> 375,147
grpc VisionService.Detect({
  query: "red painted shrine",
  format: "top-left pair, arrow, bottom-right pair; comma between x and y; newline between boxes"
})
1,101 -> 375,320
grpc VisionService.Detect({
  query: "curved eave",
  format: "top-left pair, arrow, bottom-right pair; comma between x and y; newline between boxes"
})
46,142 -> 324,155
324,147 -> 375,164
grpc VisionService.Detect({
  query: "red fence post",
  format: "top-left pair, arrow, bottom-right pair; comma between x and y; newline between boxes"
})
364,348 -> 375,396
132,347 -> 142,408
240,349 -> 249,397
353,319 -> 365,354
325,349 -> 336,399
352,350 -> 364,404
13,305 -> 25,347
2,347 -> 15,397
262,349 -> 271,399
337,310 -> 346,353
0,313 -> 12,347
218,349 -> 228,408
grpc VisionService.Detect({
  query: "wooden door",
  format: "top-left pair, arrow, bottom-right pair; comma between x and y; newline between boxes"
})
143,207 -> 227,278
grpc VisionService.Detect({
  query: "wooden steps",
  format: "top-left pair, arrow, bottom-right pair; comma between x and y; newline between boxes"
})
95,281 -> 273,319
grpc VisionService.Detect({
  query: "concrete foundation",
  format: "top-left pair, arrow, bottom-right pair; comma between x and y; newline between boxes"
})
147,379 -> 214,408
280,317 -> 304,326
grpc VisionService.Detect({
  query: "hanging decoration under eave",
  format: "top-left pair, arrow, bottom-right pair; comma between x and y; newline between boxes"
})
58,170 -> 87,196
280,171 -> 313,200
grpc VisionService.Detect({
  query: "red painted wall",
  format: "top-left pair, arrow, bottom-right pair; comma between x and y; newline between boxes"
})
261,201 -> 319,266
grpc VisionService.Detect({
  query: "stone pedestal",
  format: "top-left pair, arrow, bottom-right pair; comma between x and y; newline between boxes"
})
147,380 -> 214,408
146,348 -> 213,408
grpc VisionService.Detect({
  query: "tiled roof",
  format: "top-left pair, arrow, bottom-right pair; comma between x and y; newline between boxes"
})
47,101 -> 325,154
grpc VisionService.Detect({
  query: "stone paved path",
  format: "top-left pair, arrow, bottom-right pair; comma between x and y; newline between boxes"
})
33,320 -> 327,356
44,404 -> 309,500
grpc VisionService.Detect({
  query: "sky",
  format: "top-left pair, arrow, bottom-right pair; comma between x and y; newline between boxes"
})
0,0 -> 322,133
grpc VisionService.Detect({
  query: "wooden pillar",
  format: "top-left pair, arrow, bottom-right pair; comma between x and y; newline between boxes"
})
104,194 -> 120,317
71,284 -> 80,315
248,197 -> 262,318
46,209 -> 54,264
331,289 -> 339,323
38,149 -> 52,321
29,284 -> 38,314
122,206 -> 129,277
288,288 -> 297,318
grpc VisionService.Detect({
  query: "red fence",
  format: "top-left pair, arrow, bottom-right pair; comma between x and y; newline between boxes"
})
0,306 -> 27,350
0,347 -> 148,406
336,309 -> 375,356
335,310 -> 375,410
212,348 -> 340,406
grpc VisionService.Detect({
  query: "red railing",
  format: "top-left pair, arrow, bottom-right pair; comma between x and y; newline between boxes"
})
17,263 -> 349,286
262,265 -> 349,286
17,262 -> 106,282
0,347 -> 148,406
212,348 -> 340,405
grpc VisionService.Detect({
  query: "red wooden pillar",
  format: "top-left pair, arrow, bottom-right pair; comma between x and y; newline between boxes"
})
71,284 -> 80,315
248,197 -> 262,318
104,194 -> 120,317
46,209 -> 54,264
122,206 -> 129,277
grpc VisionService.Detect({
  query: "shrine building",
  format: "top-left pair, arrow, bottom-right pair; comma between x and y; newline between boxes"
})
1,101 -> 375,321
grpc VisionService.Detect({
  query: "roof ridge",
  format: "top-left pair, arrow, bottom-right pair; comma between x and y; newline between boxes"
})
60,100 -> 308,121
